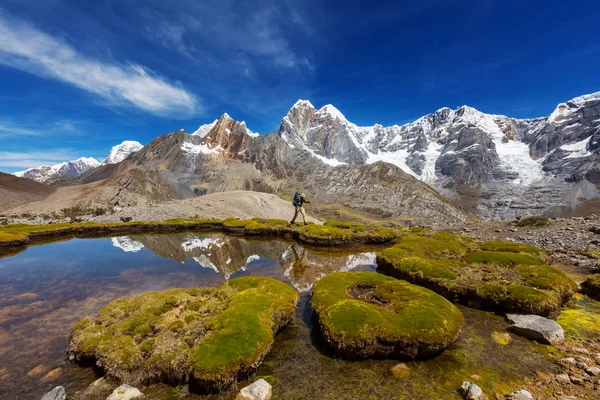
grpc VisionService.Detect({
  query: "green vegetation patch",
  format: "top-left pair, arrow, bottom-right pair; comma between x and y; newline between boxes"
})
515,216 -> 550,227
311,271 -> 463,359
69,276 -> 298,392
466,251 -> 543,266
479,240 -> 548,257
376,234 -> 576,315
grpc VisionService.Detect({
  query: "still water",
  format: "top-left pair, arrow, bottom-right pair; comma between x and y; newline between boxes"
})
0,233 -> 559,399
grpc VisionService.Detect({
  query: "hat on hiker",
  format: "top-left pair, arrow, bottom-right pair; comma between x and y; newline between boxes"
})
300,193 -> 305,197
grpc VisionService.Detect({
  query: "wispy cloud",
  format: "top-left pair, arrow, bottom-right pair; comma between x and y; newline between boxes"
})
0,9 -> 199,117
0,149 -> 81,169
0,119 -> 85,138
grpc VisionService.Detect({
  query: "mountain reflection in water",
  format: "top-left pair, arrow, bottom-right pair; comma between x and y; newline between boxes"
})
110,234 -> 377,291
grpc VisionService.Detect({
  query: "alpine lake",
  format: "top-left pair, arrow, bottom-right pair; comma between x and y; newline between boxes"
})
0,232 -> 598,400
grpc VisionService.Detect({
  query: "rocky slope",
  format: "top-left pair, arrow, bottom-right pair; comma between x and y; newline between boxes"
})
14,140 -> 143,184
0,172 -> 55,212
278,92 -> 600,219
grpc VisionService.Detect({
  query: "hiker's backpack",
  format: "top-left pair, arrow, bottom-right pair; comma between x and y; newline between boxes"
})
292,192 -> 301,207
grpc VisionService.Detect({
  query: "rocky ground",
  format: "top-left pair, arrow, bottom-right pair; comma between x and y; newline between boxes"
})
448,215 -> 600,275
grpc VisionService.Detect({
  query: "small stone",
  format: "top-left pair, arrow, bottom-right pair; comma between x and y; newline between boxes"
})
510,228 -> 519,232
391,363 -> 410,378
491,331 -> 511,345
106,384 -> 144,400
573,348 -> 590,355
505,389 -> 533,400
236,379 -> 272,400
40,368 -> 62,383
495,228 -> 502,232
569,375 -> 584,385
461,381 -> 485,400
120,216 -> 133,223
574,355 -> 593,364
576,361 -> 589,370
559,396 -> 578,400
506,314 -> 564,345
560,357 -> 577,365
586,366 -> 600,376
41,386 -> 66,400
556,374 -> 571,384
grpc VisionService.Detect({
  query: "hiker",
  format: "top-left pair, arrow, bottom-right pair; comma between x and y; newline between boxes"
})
290,192 -> 310,225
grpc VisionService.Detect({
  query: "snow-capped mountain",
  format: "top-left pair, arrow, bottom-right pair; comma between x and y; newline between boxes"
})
14,140 -> 143,184
278,92 -> 600,219
103,140 -> 144,164
14,157 -> 101,183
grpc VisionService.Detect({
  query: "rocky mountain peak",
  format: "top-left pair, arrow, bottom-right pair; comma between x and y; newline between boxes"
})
202,113 -> 254,157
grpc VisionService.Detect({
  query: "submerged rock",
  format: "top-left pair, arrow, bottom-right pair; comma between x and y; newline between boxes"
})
461,381 -> 485,400
68,276 -> 298,393
236,378 -> 272,400
506,314 -> 564,345
41,386 -> 66,400
106,384 -> 144,400
40,368 -> 62,383
311,271 -> 463,359
376,234 -> 577,316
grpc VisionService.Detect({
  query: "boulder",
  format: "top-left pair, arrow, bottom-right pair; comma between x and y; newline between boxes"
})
106,384 -> 144,400
555,374 -> 571,384
461,381 -> 485,400
119,216 -> 133,223
586,366 -> 600,376
41,386 -> 66,400
236,379 -> 272,400
505,389 -> 533,400
506,314 -> 564,345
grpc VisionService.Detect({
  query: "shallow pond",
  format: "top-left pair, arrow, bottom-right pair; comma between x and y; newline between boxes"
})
0,233 -> 568,399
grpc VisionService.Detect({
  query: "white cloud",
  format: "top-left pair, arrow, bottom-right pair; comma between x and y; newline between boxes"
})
0,149 -> 80,169
0,119 -> 84,138
0,122 -> 40,137
0,11 -> 199,117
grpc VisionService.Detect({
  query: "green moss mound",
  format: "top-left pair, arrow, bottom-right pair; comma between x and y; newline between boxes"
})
377,234 -> 576,316
311,271 -> 463,359
581,274 -> 600,299
69,276 -> 298,392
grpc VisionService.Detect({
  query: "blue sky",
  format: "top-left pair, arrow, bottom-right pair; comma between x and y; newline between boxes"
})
0,0 -> 599,173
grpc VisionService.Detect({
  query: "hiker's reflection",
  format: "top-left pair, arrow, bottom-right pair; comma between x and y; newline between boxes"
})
290,245 -> 310,275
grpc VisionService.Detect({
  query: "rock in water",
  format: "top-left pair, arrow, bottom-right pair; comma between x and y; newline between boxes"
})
82,377 -> 113,398
106,384 -> 144,400
236,379 -> 272,400
41,386 -> 66,400
505,389 -> 533,400
506,314 -> 564,345
461,381 -> 485,400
